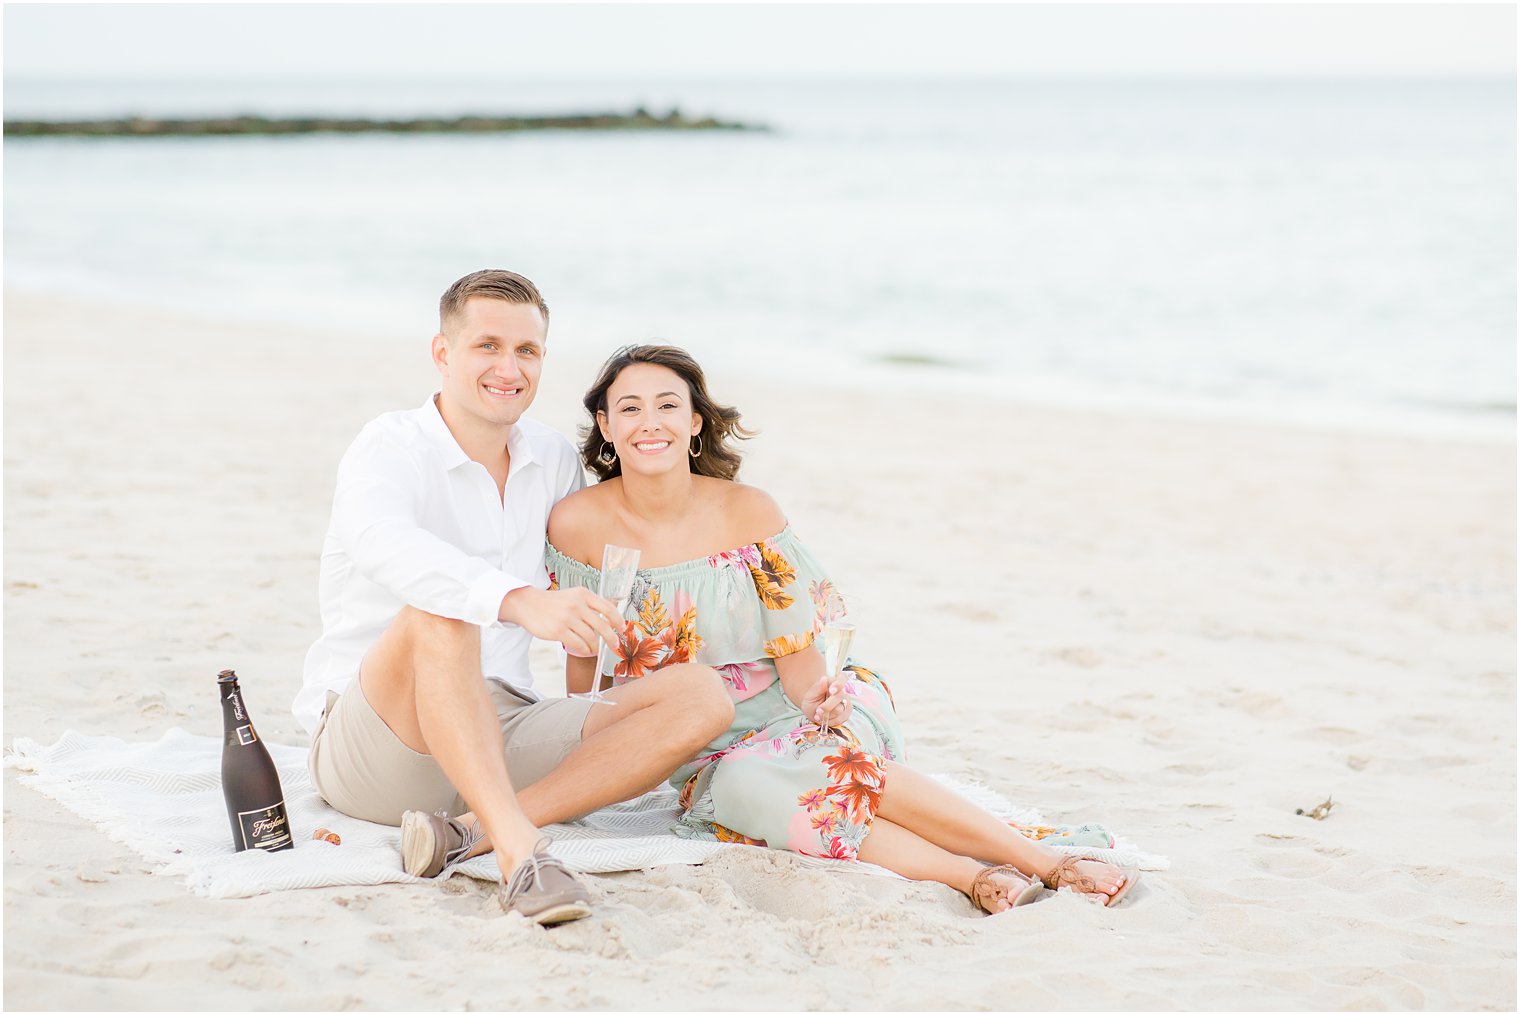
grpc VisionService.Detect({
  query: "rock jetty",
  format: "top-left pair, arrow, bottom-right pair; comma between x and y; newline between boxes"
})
4,107 -> 765,137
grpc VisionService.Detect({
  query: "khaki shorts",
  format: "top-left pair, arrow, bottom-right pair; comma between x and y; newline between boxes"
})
307,676 -> 594,826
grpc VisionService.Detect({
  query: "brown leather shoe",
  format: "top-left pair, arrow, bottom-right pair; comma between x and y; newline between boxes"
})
400,810 -> 480,879
500,839 -> 592,926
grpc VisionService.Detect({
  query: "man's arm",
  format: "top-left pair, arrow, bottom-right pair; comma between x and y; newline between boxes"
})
331,440 -> 525,627
498,585 -> 618,658
332,437 -> 619,654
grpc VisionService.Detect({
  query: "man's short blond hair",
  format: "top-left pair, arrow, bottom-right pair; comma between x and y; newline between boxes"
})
438,269 -> 549,333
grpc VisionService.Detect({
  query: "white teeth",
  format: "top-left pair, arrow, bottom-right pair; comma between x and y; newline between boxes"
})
485,385 -> 518,396
635,441 -> 669,451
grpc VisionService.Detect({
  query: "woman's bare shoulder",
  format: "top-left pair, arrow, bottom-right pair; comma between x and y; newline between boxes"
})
712,480 -> 787,543
548,481 -> 619,563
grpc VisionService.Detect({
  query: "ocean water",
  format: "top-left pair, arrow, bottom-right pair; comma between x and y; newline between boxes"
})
5,76 -> 1515,438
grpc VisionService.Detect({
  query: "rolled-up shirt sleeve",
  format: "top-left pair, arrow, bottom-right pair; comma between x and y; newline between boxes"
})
330,437 -> 529,627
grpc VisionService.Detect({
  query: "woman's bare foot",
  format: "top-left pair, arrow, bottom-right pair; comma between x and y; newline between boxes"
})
969,864 -> 1043,914
1042,855 -> 1138,906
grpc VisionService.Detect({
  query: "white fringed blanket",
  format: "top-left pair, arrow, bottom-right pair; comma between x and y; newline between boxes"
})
7,728 -> 1168,899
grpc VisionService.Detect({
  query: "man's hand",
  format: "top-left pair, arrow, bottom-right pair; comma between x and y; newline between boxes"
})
499,586 -> 622,658
800,672 -> 854,730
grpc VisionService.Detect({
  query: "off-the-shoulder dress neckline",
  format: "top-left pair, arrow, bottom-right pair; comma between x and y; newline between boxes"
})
545,524 -> 795,580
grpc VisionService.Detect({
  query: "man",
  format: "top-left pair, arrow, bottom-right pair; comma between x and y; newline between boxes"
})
294,269 -> 734,925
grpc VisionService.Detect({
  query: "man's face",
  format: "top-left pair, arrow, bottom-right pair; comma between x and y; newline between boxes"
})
432,297 -> 546,430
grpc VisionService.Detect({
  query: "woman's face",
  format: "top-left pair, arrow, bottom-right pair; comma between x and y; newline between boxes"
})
598,362 -> 702,477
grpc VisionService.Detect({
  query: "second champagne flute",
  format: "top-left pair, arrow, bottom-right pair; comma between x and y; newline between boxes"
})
573,543 -> 641,704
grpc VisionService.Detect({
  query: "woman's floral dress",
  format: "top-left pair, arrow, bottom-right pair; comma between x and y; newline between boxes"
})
546,526 -> 904,861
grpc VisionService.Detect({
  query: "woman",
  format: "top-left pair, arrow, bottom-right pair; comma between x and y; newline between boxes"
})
546,345 -> 1138,914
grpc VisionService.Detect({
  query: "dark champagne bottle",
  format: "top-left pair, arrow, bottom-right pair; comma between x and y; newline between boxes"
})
218,669 -> 294,852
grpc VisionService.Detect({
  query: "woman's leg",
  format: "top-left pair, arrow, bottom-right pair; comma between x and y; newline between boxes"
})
856,816 -> 1033,913
876,761 -> 1129,901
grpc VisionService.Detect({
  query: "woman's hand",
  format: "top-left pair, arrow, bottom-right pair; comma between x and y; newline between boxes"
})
777,645 -> 853,729
801,672 -> 854,730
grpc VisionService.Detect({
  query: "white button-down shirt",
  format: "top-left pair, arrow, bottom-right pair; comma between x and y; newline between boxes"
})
293,394 -> 585,736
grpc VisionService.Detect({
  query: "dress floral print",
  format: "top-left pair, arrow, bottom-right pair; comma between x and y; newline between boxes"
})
546,527 -> 904,861
612,587 -> 702,678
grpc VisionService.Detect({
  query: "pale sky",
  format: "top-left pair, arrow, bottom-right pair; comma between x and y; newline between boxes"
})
4,2 -> 1514,79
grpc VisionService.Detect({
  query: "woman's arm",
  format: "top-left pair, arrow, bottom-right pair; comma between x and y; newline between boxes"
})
548,486 -> 616,695
565,652 -> 598,695
775,644 -> 853,727
775,644 -> 825,704
732,485 -> 854,726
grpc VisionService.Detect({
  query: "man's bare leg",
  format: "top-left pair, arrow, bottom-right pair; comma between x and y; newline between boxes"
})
359,605 -> 541,872
449,663 -> 734,859
529,663 -> 733,819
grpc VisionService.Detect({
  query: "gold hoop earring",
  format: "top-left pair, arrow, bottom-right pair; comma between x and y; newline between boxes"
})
689,434 -> 703,458
597,441 -> 616,466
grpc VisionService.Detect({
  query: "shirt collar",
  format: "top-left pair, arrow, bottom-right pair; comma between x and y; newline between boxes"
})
417,394 -> 537,473
507,420 -> 536,471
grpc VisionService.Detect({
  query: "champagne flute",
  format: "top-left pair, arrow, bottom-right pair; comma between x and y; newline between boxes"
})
817,621 -> 855,733
572,543 -> 641,704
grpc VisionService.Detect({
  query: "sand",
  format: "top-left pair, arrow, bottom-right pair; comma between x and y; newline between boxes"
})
4,291 -> 1514,1011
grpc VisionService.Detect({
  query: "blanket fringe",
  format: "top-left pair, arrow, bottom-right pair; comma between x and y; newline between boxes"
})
9,736 -> 192,866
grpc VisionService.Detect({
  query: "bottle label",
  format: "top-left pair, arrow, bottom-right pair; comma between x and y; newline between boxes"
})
237,805 -> 292,851
236,725 -> 257,746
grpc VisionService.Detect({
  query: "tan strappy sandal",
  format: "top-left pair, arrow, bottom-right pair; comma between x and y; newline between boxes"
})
1042,854 -> 1139,906
969,863 -> 1044,914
